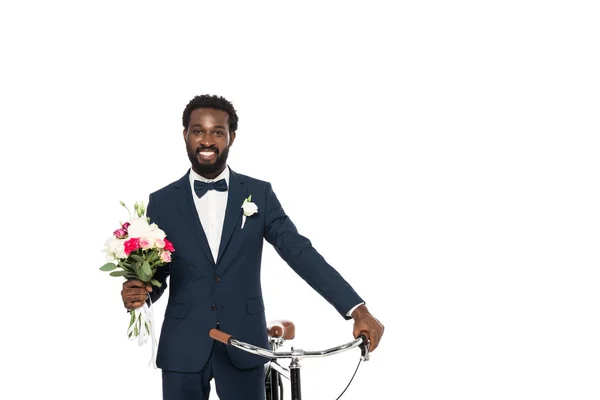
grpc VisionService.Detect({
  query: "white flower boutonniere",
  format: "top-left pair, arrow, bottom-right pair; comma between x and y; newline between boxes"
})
241,195 -> 258,229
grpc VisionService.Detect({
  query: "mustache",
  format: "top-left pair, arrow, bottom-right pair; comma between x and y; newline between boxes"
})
196,145 -> 219,154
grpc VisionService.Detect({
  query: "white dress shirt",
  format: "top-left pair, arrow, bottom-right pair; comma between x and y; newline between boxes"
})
189,166 -> 363,317
189,166 -> 229,263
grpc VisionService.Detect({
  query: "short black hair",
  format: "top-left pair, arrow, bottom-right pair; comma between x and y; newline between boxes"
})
182,94 -> 239,132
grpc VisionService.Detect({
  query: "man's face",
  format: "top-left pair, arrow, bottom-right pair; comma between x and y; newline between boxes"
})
184,108 -> 236,178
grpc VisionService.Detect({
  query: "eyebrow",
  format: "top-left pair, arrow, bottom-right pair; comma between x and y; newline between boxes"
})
190,124 -> 227,130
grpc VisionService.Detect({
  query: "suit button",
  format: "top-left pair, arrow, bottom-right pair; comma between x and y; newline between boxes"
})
214,276 -> 221,282
211,304 -> 217,311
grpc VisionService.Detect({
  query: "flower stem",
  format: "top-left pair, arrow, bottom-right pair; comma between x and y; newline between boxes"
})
120,201 -> 132,219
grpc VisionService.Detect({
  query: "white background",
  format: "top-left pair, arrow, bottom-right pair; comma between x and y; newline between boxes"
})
1,1 -> 599,399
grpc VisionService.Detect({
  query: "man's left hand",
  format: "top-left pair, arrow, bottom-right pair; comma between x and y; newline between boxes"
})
351,304 -> 384,351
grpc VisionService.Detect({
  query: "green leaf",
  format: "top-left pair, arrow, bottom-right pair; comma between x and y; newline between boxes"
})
120,265 -> 135,273
100,263 -> 117,271
130,254 -> 145,263
134,263 -> 142,279
137,267 -> 150,282
148,251 -> 158,262
142,261 -> 151,276
150,279 -> 162,287
109,270 -> 128,277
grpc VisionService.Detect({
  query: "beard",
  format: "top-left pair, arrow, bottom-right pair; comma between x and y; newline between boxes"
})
186,142 -> 230,176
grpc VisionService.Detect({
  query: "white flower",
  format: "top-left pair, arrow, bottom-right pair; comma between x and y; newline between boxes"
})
104,251 -> 115,262
242,201 -> 258,217
104,237 -> 126,260
126,217 -> 166,240
241,195 -> 258,229
148,223 -> 166,240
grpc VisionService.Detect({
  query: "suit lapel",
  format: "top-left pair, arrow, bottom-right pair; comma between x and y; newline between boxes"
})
217,169 -> 247,266
174,170 -> 215,265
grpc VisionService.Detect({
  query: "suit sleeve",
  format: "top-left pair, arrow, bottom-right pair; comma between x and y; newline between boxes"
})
263,183 -> 364,320
145,193 -> 171,305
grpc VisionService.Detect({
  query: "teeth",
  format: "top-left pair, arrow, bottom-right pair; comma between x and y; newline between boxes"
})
200,151 -> 215,155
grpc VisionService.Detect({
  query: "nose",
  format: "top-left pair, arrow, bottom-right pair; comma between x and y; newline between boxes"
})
200,135 -> 215,147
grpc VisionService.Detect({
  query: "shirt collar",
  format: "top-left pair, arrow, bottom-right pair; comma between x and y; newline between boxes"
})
189,165 -> 230,186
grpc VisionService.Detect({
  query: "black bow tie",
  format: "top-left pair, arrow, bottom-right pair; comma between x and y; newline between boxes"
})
194,179 -> 228,198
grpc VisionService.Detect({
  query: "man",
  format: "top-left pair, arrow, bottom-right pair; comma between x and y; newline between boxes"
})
121,94 -> 384,400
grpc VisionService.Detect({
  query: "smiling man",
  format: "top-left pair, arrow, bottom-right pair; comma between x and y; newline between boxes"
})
121,94 -> 384,400
185,106 -> 232,179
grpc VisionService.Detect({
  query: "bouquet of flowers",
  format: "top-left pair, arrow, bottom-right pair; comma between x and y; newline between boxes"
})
100,200 -> 174,368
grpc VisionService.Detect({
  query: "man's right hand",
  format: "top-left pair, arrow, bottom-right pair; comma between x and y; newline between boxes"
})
121,279 -> 153,310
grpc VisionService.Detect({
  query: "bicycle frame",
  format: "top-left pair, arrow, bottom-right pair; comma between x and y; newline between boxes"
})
209,328 -> 370,400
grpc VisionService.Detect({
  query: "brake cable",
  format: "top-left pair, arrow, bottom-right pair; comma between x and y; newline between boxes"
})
334,357 -> 363,400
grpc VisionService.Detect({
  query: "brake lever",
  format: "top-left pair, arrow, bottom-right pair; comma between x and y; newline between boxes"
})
358,334 -> 370,361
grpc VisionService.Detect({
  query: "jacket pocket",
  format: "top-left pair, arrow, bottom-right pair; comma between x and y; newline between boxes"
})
246,297 -> 264,315
165,303 -> 186,319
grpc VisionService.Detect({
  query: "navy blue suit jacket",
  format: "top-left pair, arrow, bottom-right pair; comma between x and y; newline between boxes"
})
146,168 -> 364,372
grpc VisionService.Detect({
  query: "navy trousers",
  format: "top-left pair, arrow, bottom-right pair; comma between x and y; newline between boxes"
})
162,340 -> 265,400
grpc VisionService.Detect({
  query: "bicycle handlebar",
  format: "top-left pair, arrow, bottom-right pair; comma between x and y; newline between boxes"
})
209,328 -> 370,361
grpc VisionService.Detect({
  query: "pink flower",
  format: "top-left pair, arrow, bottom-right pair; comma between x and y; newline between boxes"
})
122,222 -> 130,230
164,239 -> 175,252
114,228 -> 127,239
155,238 -> 165,249
139,237 -> 152,249
124,238 -> 140,255
160,251 -> 172,262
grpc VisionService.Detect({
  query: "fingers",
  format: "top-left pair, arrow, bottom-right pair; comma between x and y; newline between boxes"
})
122,287 -> 149,297
123,279 -> 152,292
365,318 -> 384,352
123,279 -> 145,288
122,295 -> 148,310
121,279 -> 151,310
369,322 -> 384,351
353,318 -> 384,352
354,328 -> 374,349
123,292 -> 148,302
125,300 -> 146,310
353,325 -> 364,340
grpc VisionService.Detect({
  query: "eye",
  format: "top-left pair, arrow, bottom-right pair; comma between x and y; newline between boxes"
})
192,129 -> 202,135
213,131 -> 224,136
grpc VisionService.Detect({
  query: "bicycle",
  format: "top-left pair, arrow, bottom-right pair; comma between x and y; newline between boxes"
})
209,320 -> 370,400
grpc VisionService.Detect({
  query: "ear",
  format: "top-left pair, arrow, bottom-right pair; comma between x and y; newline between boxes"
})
182,128 -> 187,140
229,131 -> 236,146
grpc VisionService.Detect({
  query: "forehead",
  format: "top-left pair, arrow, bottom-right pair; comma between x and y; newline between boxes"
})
189,108 -> 229,127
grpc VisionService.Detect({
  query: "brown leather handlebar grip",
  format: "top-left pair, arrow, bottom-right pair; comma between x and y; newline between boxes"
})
267,320 -> 296,340
209,328 -> 232,344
